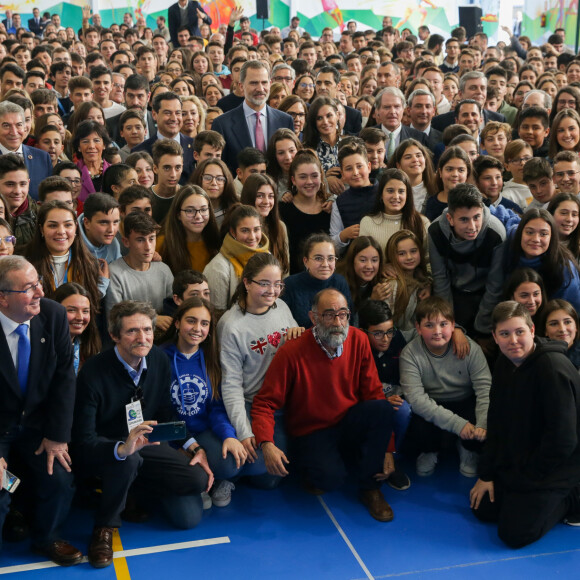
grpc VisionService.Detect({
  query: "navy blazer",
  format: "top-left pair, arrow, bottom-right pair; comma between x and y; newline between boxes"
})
0,146 -> 53,201
28,18 -> 46,36
431,109 -> 506,133
211,104 -> 294,174
168,1 -> 212,48
0,298 -> 76,443
344,106 -> 363,135
132,133 -> 194,184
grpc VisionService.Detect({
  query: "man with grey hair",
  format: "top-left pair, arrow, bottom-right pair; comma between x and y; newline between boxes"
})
212,60 -> 293,173
0,256 -> 81,566
73,300 -> 211,568
406,88 -> 442,152
252,288 -> 396,522
374,88 -> 429,160
271,62 -> 296,92
0,101 -> 52,200
522,89 -> 552,115
432,71 -> 506,132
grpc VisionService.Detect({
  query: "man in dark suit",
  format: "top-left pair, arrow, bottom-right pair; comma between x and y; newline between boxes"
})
106,74 -> 156,146
0,256 -> 81,566
132,91 -> 194,183
314,66 -> 362,134
406,88 -> 442,154
431,71 -> 506,132
0,101 -> 52,200
212,61 -> 294,174
373,88 -> 429,162
28,8 -> 46,36
168,0 -> 212,48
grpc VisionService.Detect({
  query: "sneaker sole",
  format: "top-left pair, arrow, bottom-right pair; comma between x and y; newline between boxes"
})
459,467 -> 478,478
387,480 -> 411,491
211,497 -> 232,507
564,518 -> 580,526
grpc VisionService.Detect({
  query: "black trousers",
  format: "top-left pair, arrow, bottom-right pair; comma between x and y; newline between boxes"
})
0,427 -> 75,549
473,479 -> 573,548
290,400 -> 394,492
452,288 -> 485,336
75,442 -> 208,528
404,395 -> 483,455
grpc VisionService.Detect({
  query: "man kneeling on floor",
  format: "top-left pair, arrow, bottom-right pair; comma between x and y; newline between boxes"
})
72,301 -> 211,568
251,289 -> 396,521
470,301 -> 580,548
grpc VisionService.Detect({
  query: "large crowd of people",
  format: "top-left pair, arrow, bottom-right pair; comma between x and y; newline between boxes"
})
0,4 -> 580,570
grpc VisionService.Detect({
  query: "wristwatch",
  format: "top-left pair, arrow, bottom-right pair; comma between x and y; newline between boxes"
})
191,445 -> 205,457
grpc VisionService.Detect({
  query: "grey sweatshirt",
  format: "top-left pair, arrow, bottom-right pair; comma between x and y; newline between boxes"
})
400,336 -> 491,435
217,301 -> 297,441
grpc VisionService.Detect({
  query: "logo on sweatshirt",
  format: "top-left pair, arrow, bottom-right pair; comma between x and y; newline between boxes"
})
171,374 -> 209,417
250,328 -> 289,355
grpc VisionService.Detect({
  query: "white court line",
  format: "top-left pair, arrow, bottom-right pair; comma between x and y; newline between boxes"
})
352,547 -> 580,579
0,536 -> 230,575
317,496 -> 374,580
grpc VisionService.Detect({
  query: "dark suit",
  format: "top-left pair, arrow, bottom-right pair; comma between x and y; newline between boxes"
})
168,1 -> 212,48
425,126 -> 443,154
28,18 -> 46,36
211,103 -> 294,174
431,109 -> 506,133
0,147 -> 52,201
107,110 -> 156,147
132,133 -> 194,184
0,298 -> 76,545
344,106 -> 363,135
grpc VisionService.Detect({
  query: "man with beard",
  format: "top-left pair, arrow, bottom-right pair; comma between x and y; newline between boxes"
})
251,289 -> 396,522
211,60 -> 293,174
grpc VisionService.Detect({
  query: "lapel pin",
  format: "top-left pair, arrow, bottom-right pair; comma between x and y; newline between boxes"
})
40,338 -> 45,343
28,154 -> 33,159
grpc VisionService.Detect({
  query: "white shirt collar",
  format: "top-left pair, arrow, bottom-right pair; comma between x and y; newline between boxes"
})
243,100 -> 267,119
0,143 -> 23,156
0,309 -> 30,337
381,124 -> 402,139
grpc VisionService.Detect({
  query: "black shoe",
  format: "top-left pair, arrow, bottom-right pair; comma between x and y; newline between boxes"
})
387,468 -> 411,491
2,509 -> 29,543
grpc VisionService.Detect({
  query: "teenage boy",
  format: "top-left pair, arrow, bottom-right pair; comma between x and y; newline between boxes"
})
150,139 -> 183,225
106,212 -> 173,333
360,127 -> 387,182
429,184 -> 506,334
358,300 -> 412,491
553,150 -> 580,195
38,176 -> 74,209
35,124 -> 64,167
518,106 -> 550,158
502,140 -> 534,210
206,41 -> 229,77
192,130 -> 225,166
118,186 -> 154,219
522,157 -> 556,210
90,66 -> 125,119
234,148 -> 266,194
330,142 -> 377,252
400,297 -> 491,478
162,270 -> 211,316
471,301 -> 580,548
473,156 -> 522,214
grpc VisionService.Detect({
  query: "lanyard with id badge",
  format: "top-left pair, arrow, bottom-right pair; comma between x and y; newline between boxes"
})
125,386 -> 144,433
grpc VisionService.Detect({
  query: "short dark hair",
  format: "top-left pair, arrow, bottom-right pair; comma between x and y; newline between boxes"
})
448,183 -> 483,213
415,296 -> 455,325
491,300 -> 533,332
172,270 -> 208,298
338,142 -> 368,166
72,120 -> 111,158
473,155 -> 504,181
118,185 -> 154,212
519,105 -> 550,128
237,147 -> 266,169
152,90 -> 181,113
0,153 -> 27,179
316,65 -> 340,84
125,73 -> 150,93
38,176 -> 73,201
152,139 -> 183,165
357,300 -> 393,330
123,211 -> 160,237
83,192 -> 120,220
193,130 -> 225,154
89,65 -> 112,81
523,157 -> 553,182
0,63 -> 25,82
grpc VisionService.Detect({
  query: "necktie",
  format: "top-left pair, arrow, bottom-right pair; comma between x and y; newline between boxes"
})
255,112 -> 265,152
387,132 -> 396,160
14,324 -> 30,395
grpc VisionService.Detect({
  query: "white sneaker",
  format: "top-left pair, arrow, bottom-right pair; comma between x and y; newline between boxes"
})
457,442 -> 478,478
416,452 -> 438,476
201,491 -> 212,510
211,481 -> 235,507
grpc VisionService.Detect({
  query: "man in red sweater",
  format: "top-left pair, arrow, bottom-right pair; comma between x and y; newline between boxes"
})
251,289 -> 395,521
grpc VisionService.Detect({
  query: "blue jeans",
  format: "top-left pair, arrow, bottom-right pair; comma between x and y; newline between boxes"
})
392,399 -> 412,452
160,494 -> 203,530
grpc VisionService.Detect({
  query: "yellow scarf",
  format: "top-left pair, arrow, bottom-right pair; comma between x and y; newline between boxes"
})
220,232 -> 270,278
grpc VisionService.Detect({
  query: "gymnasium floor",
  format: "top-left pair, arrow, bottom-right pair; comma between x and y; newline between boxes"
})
1,454 -> 579,579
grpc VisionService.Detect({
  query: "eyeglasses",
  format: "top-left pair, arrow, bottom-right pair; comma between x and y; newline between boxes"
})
316,309 -> 350,322
0,235 -> 16,245
558,99 -> 577,107
508,156 -> 533,165
554,170 -> 580,178
65,178 -> 82,185
288,111 -> 306,119
181,207 -> 210,218
1,276 -> 43,294
250,279 -> 285,290
273,76 -> 292,82
310,255 -> 336,264
113,82 -> 125,89
202,174 -> 226,184
368,328 -> 396,339
299,82 -> 314,90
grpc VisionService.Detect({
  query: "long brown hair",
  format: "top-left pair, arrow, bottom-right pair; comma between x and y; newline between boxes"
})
159,185 -> 220,274
240,174 -> 289,274
230,253 -> 281,313
190,158 -> 238,212
342,236 -> 384,308
25,201 -> 101,308
389,138 -> 438,198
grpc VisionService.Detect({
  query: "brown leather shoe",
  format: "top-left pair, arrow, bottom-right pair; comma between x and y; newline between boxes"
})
33,540 -> 83,566
88,527 -> 114,568
359,489 -> 394,522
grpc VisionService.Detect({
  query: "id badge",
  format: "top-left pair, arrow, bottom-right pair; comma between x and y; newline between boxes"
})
125,400 -> 144,433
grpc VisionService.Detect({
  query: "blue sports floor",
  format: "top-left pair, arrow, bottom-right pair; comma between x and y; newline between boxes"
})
1,454 -> 579,579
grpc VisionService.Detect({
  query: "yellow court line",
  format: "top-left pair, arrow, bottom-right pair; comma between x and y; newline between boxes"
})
113,528 -> 131,580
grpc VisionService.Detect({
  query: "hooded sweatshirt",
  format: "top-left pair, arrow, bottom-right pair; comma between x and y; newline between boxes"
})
479,337 -> 580,491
